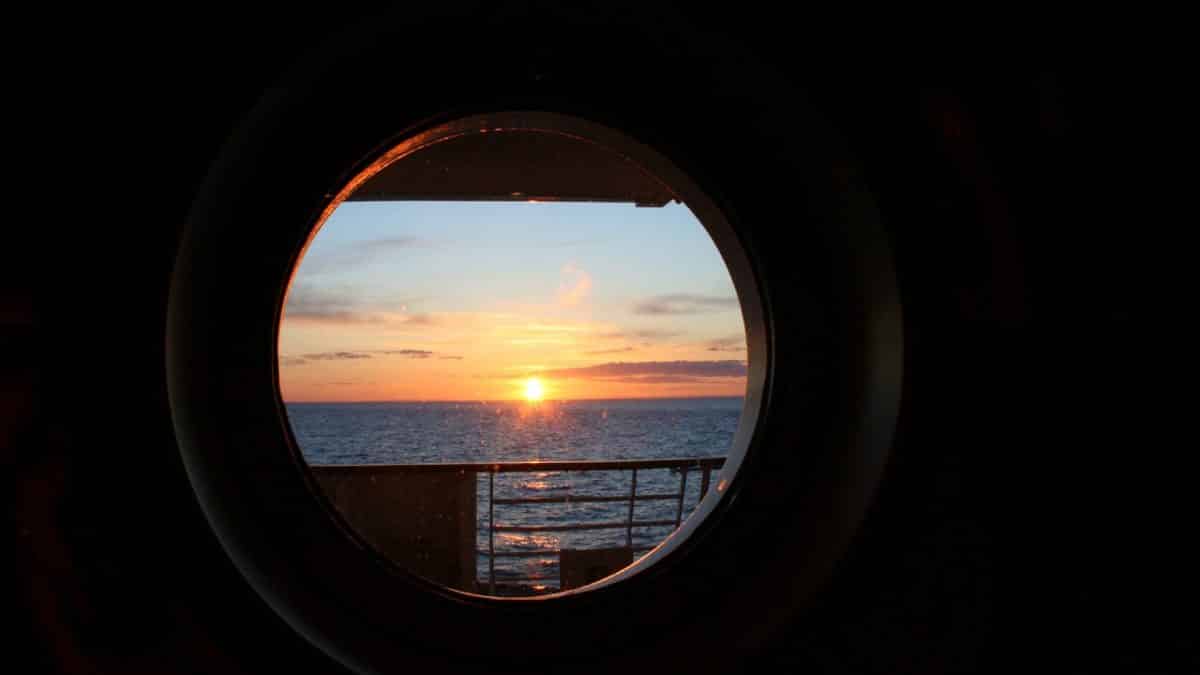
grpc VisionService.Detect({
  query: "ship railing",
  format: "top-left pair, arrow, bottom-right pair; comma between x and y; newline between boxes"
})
476,456 -> 726,593
323,457 -> 726,594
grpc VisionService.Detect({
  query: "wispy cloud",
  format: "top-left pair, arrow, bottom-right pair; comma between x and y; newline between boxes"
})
280,351 -> 372,367
283,284 -> 431,326
705,334 -> 746,352
584,346 -> 636,355
633,294 -> 738,315
281,348 -> 455,366
283,283 -> 367,319
372,349 -> 434,358
542,360 -> 746,383
299,236 -> 426,274
303,351 -> 373,361
285,285 -> 386,322
368,236 -> 423,250
556,263 -> 592,308
598,375 -> 723,384
596,329 -> 682,341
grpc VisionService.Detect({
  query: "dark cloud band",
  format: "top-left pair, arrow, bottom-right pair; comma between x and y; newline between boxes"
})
633,294 -> 738,315
282,348 -> 457,366
542,360 -> 746,381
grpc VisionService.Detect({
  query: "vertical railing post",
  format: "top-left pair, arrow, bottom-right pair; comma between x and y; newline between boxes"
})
488,468 -> 495,595
699,464 -> 712,501
674,465 -> 689,528
626,468 -> 638,549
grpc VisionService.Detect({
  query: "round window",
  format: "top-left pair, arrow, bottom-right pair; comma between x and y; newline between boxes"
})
277,112 -> 765,597
168,14 -> 903,670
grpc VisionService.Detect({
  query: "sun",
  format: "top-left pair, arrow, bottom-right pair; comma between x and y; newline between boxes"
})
524,377 -> 545,402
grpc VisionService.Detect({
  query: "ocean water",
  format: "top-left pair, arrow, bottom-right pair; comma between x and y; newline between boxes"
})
286,397 -> 742,591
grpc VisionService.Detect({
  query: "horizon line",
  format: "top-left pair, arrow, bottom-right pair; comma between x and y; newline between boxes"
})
283,394 -> 745,404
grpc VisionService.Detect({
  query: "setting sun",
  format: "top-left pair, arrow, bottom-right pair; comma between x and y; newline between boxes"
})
524,377 -> 545,402
278,200 -> 749,403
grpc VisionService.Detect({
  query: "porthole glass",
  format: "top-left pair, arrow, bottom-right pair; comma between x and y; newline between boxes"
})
277,113 -> 763,597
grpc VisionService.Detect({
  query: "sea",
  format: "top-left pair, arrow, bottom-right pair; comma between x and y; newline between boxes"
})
285,397 -> 742,591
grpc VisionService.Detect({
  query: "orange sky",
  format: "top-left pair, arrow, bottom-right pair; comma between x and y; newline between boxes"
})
277,201 -> 748,402
278,308 -> 747,401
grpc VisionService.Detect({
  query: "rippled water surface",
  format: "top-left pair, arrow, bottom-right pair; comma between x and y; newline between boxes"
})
287,398 -> 741,591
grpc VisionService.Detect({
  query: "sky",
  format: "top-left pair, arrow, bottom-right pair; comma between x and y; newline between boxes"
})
278,200 -> 747,401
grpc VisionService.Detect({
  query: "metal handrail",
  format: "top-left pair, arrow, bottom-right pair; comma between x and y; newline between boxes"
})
310,457 -> 726,474
493,519 -> 679,533
314,456 -> 726,595
493,493 -> 679,505
477,456 -> 726,594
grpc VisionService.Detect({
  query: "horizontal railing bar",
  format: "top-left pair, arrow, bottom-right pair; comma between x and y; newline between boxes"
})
486,576 -> 559,584
479,548 -> 663,558
493,519 -> 678,533
310,457 -> 725,474
492,493 -> 680,505
478,550 -> 558,558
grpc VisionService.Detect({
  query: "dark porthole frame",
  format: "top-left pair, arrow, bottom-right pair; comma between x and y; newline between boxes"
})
166,10 -> 902,675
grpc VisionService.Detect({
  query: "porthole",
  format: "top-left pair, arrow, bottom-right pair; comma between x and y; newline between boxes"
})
166,12 -> 901,673
277,112 -> 765,598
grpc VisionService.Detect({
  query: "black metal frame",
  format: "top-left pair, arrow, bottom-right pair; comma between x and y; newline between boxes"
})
166,9 -> 903,672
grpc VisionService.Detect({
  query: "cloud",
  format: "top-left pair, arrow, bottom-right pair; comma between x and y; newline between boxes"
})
367,236 -> 423,250
633,294 -> 738,315
556,263 -> 592,308
281,348 -> 455,366
288,311 -> 390,324
299,236 -> 425,273
371,349 -> 434,358
598,375 -> 717,384
596,329 -> 682,341
303,351 -> 373,361
283,286 -> 373,322
283,285 -> 433,326
284,285 -> 387,323
706,334 -> 747,352
278,351 -> 371,366
284,309 -> 433,326
542,360 -> 746,383
584,346 -> 636,355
